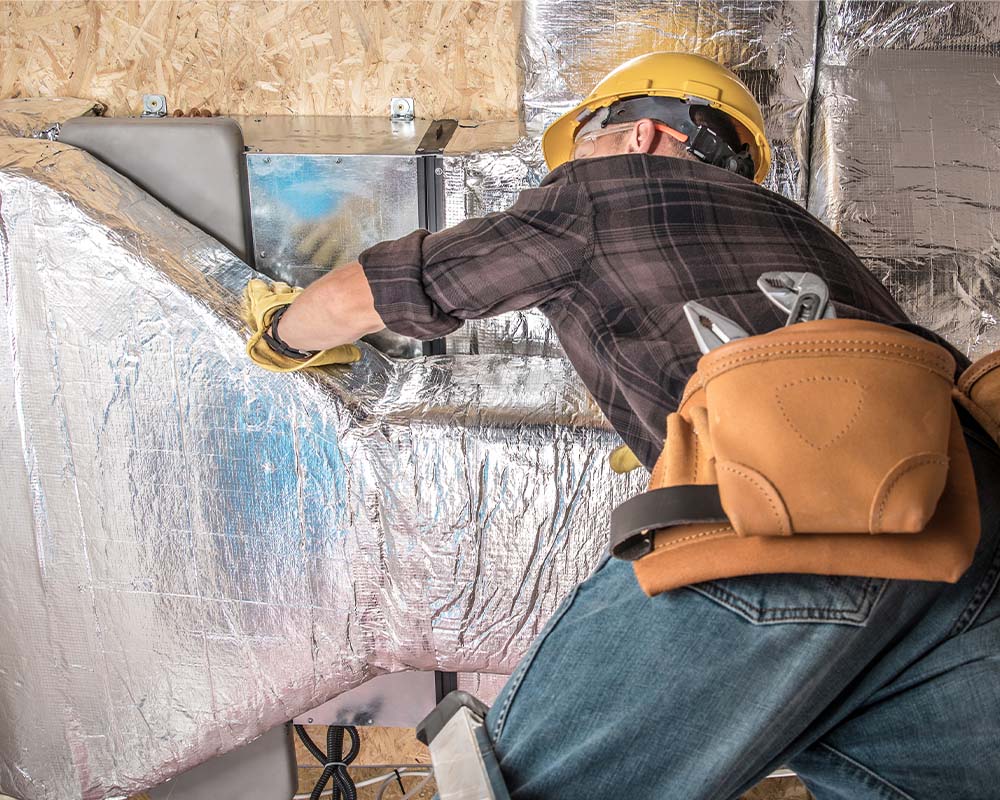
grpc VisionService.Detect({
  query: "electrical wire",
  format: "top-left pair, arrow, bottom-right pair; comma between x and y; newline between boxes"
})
294,724 -> 361,800
376,768 -> 435,800
291,768 -> 433,800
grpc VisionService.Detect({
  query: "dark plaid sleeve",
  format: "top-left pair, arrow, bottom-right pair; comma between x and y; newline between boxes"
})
358,184 -> 592,339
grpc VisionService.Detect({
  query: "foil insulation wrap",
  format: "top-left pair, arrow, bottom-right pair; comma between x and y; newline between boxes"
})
519,0 -> 821,203
811,0 -> 1000,358
0,135 -> 643,799
0,97 -> 104,139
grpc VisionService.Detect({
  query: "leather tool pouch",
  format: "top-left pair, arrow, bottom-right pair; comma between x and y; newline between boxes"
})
955,350 -> 1000,446
701,319 -> 954,537
611,319 -> 985,596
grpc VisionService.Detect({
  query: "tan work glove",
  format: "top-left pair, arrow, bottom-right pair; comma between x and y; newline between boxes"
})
609,444 -> 643,474
241,278 -> 361,372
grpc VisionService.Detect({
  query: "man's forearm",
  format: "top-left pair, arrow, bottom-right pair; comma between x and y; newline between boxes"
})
276,261 -> 386,350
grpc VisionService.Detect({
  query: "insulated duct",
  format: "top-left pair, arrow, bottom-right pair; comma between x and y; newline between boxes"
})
4,1 -> 1000,797
0,135 -> 642,799
442,125 -> 561,357
519,0 -> 821,204
810,0 -> 1000,358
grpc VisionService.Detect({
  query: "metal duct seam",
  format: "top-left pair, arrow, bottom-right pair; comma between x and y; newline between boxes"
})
0,135 -> 642,799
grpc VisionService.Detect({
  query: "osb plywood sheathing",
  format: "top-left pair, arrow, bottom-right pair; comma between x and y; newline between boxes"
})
0,1 -> 520,119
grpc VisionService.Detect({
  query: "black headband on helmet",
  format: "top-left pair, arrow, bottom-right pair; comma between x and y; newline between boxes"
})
579,95 -> 756,179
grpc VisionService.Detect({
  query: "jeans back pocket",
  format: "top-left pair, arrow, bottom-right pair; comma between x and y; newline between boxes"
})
688,573 -> 887,626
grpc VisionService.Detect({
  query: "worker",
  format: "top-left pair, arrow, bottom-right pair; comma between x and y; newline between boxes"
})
243,53 -> 1000,798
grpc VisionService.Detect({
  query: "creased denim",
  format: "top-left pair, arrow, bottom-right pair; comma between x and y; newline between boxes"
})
485,430 -> 1000,800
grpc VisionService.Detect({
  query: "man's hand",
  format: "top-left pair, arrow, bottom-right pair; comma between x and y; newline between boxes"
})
241,279 -> 361,372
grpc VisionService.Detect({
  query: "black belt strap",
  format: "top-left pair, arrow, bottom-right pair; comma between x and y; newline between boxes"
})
610,485 -> 728,561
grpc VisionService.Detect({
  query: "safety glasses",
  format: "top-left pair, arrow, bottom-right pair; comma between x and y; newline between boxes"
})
571,121 -> 688,159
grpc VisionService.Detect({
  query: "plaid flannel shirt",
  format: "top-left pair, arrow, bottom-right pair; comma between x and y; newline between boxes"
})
359,154 -> 960,472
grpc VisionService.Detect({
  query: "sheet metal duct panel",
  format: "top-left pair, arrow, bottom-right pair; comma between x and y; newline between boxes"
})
59,116 -> 254,265
240,116 -> 429,358
245,153 -> 420,286
811,0 -> 1000,359
0,134 -> 641,799
238,114 -> 432,156
294,671 -> 438,727
239,115 -> 429,288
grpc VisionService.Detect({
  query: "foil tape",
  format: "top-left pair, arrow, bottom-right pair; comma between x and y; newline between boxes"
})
0,97 -> 104,140
519,0 -> 821,203
0,135 -> 643,798
811,1 -> 1000,358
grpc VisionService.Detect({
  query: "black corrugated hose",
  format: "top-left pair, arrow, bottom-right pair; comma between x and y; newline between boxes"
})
294,723 -> 361,800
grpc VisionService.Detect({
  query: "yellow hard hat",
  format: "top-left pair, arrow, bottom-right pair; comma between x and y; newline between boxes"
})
541,52 -> 771,183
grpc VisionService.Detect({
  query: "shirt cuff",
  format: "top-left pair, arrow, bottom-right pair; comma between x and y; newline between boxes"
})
358,230 -> 464,340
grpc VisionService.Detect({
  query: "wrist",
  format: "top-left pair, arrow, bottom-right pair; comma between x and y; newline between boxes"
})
263,304 -> 318,360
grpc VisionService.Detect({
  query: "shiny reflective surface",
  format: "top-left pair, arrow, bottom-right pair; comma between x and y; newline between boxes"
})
0,135 -> 640,799
811,1 -> 1000,359
247,153 -> 420,285
6,2 -> 1000,796
235,114 -> 432,155
246,152 -> 425,358
0,96 -> 103,138
520,0 -> 820,204
442,132 -> 561,357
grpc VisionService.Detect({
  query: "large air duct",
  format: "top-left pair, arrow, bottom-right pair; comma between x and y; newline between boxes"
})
3,1 -> 1000,796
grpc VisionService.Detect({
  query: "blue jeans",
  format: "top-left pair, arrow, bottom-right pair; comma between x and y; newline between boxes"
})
485,430 -> 1000,799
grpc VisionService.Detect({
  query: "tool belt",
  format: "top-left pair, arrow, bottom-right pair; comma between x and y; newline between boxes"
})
610,318 -> 997,597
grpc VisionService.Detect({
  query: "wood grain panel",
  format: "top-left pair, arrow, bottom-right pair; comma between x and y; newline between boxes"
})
0,1 -> 519,119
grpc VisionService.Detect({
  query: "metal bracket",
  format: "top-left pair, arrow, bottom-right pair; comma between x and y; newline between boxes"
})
390,97 -> 415,120
141,94 -> 168,118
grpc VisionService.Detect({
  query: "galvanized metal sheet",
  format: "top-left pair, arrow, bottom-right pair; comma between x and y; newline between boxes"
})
247,153 -> 421,287
236,114 -> 432,156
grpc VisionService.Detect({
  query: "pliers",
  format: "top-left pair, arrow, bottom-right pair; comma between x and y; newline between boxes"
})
684,271 -> 837,354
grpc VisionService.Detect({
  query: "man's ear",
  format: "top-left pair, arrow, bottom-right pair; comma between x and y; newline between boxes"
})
626,119 -> 658,154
